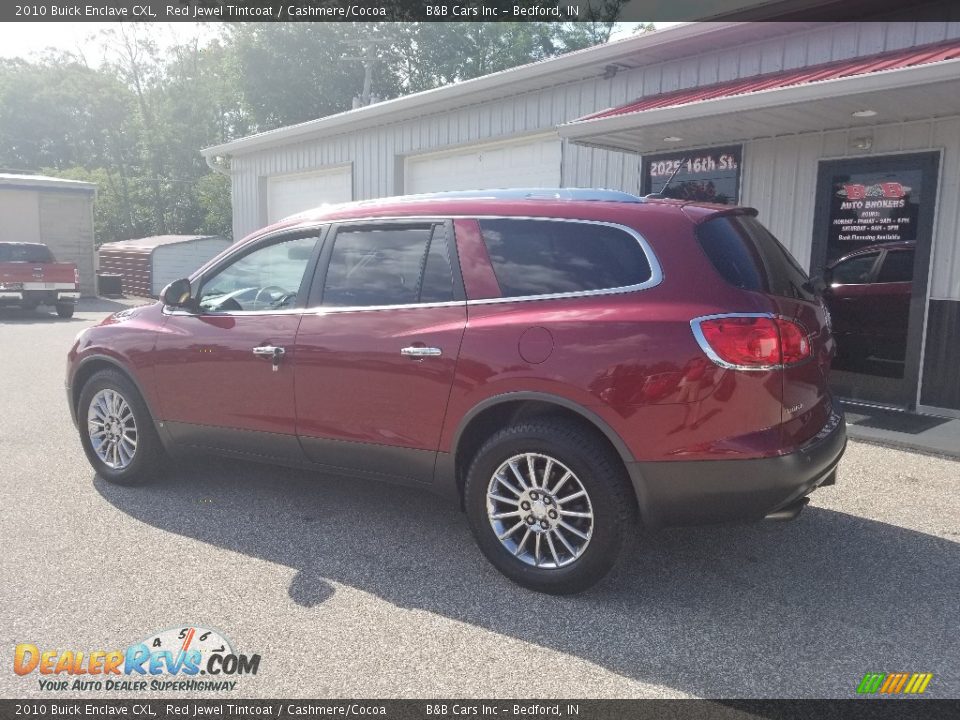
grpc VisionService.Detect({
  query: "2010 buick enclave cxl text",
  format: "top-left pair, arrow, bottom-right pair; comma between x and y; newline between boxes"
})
67,189 -> 846,593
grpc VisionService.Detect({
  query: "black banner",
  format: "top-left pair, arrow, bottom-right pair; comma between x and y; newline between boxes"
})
3,0 -> 957,23
1,700 -> 958,720
642,144 -> 742,205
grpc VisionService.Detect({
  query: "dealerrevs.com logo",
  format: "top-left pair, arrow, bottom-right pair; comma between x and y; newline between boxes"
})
13,626 -> 260,692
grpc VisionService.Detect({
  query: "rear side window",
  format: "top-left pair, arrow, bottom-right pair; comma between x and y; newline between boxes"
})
0,244 -> 55,263
322,225 -> 453,307
696,215 -> 815,302
876,249 -> 915,283
478,219 -> 652,298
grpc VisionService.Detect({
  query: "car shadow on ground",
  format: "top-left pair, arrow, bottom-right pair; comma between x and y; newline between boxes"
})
95,456 -> 959,698
0,298 -> 138,324
0,307 -> 84,323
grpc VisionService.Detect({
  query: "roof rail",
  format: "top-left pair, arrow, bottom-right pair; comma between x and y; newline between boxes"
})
396,188 -> 645,203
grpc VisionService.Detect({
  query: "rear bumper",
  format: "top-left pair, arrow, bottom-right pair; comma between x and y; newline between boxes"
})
628,407 -> 846,528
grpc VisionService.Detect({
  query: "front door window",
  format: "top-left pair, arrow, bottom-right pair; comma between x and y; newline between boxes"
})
198,236 -> 317,313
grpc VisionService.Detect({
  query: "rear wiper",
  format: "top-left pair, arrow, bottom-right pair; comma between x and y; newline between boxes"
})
646,157 -> 686,199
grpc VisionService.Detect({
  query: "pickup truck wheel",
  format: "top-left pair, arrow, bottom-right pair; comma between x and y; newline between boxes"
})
78,369 -> 164,485
56,303 -> 75,318
464,419 -> 634,595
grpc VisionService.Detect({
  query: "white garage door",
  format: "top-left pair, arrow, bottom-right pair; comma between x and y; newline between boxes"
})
267,167 -> 352,223
405,135 -> 561,194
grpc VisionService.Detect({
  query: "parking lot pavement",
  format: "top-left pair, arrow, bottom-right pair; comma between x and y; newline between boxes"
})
1,299 -> 958,699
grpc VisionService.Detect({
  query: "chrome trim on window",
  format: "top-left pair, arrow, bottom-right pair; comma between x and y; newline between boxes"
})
465,217 -> 663,306
170,214 -> 663,317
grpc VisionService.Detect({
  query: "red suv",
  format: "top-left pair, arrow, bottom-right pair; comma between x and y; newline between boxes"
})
67,189 -> 845,594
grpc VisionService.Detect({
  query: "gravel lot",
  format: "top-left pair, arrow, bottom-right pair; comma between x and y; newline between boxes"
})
1,299 -> 958,699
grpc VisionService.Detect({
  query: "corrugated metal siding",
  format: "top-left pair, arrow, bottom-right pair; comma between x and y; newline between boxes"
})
0,189 -> 41,244
739,116 -> 960,301
100,237 -> 230,297
228,21 -> 960,241
36,192 -> 96,296
2,189 -> 95,295
98,248 -> 152,297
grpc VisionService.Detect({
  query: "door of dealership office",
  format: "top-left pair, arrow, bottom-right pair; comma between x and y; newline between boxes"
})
810,152 -> 939,410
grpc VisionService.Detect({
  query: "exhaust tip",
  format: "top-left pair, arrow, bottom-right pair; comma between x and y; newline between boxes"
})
764,496 -> 809,522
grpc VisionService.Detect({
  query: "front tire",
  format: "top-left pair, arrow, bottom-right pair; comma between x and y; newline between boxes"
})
56,303 -> 75,318
464,418 -> 634,594
77,369 -> 164,485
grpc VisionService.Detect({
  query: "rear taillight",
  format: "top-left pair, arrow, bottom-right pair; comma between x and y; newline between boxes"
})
691,314 -> 810,370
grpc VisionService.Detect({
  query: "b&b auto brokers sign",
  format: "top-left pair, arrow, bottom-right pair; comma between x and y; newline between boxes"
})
832,178 -> 919,244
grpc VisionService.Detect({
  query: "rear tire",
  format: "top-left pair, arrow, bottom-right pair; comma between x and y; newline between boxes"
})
77,369 -> 165,485
464,418 -> 634,594
56,303 -> 75,318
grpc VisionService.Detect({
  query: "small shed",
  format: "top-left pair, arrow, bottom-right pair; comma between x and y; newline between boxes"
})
98,235 -> 230,297
0,173 -> 97,295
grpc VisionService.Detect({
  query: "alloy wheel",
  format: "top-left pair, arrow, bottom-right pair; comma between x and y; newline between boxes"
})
486,453 -> 594,568
87,388 -> 138,470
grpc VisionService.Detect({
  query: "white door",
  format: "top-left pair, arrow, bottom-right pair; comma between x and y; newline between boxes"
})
266,167 -> 352,223
404,136 -> 562,194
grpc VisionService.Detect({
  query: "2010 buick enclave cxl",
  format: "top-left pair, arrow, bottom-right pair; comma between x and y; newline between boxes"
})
67,189 -> 846,594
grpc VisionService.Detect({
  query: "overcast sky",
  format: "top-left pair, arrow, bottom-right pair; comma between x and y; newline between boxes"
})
0,22 -> 676,63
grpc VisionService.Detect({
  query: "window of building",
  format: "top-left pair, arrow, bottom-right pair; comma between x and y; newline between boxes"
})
642,145 -> 742,204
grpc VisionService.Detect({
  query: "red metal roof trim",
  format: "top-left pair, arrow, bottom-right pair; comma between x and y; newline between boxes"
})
583,39 -> 960,121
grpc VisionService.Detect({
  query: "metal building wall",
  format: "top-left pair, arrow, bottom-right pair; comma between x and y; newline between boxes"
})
227,21 -> 960,241
739,115 -> 960,414
37,191 -> 96,297
740,116 -> 960,302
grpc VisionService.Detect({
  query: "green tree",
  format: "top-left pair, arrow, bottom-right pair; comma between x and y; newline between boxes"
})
0,22 -> 619,246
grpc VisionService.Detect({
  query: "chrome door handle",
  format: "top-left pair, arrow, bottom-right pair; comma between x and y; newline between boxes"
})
252,345 -> 285,371
401,346 -> 442,358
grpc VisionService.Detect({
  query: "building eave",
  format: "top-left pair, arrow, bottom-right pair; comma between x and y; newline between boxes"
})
201,21 -> 805,159
558,57 -> 960,152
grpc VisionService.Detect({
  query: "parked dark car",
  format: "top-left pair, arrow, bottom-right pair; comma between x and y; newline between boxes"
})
67,189 -> 846,594
822,241 -> 915,369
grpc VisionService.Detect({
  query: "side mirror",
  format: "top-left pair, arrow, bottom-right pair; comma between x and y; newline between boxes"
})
161,278 -> 193,308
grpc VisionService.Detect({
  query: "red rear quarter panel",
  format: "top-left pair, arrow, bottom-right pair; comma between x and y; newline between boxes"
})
440,202 -> 788,463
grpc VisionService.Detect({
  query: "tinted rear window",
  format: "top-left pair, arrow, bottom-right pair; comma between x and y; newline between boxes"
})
0,244 -> 55,263
479,219 -> 652,298
696,215 -> 815,302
